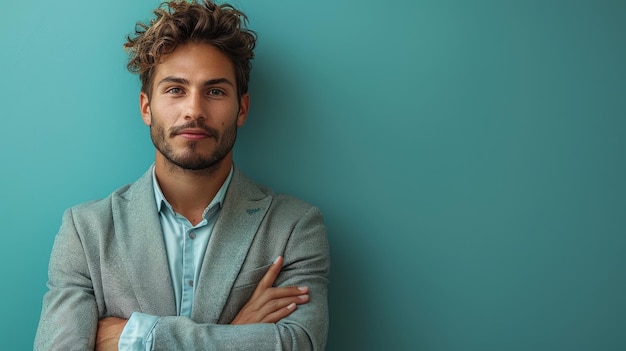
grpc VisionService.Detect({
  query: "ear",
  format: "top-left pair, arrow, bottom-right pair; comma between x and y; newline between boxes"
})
236,93 -> 250,127
140,92 -> 151,126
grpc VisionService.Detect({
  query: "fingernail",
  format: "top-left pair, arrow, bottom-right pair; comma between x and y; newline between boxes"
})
273,256 -> 282,264
298,294 -> 309,300
297,286 -> 308,292
287,303 -> 296,310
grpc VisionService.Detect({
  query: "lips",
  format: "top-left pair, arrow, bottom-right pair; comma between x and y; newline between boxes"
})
177,129 -> 211,140
169,119 -> 219,140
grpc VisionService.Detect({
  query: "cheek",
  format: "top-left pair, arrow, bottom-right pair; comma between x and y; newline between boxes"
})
150,119 -> 164,137
152,101 -> 180,119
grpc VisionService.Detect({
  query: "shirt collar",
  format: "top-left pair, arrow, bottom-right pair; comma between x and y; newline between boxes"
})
152,164 -> 234,216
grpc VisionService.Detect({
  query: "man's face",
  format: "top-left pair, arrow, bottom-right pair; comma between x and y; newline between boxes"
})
140,42 -> 249,171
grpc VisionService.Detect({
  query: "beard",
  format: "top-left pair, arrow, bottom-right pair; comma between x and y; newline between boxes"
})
149,113 -> 238,172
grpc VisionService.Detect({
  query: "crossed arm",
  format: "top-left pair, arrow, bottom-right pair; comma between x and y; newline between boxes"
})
35,204 -> 329,351
96,256 -> 309,350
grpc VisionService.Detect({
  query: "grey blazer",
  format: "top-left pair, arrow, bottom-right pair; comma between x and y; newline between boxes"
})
34,166 -> 329,350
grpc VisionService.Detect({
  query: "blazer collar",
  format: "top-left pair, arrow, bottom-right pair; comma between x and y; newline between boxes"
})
191,166 -> 273,322
111,168 -> 177,316
110,165 -> 272,320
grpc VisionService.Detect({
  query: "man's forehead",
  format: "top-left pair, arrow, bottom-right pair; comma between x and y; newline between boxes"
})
152,43 -> 236,81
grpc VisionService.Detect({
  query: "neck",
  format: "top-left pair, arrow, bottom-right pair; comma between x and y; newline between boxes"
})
154,153 -> 232,225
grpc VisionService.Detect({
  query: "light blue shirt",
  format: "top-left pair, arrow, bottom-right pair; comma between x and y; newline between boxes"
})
118,165 -> 233,350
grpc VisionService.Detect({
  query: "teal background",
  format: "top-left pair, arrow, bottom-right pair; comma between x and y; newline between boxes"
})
1,0 -> 624,350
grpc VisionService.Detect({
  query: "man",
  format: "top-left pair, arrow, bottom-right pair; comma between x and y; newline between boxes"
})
34,1 -> 329,350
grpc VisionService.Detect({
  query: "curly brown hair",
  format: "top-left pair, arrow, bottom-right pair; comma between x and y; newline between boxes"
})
124,0 -> 256,99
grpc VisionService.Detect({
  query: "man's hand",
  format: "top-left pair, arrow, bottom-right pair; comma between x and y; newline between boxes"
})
96,317 -> 128,351
231,256 -> 309,324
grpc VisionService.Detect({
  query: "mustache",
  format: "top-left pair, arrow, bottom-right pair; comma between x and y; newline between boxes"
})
169,121 -> 219,139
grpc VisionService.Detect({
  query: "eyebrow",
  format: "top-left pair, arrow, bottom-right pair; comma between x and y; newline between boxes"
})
157,76 -> 235,88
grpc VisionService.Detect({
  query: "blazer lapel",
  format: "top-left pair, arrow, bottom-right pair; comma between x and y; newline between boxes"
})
111,168 -> 177,316
191,166 -> 272,323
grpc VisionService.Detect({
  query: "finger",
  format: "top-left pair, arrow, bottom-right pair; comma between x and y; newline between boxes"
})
262,302 -> 297,323
261,302 -> 300,324
250,292 -> 310,322
249,256 -> 283,300
248,292 -> 310,324
232,286 -> 310,325
245,285 -> 309,312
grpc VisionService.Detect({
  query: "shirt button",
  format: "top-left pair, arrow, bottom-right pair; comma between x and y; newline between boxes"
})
189,232 -> 196,239
188,280 -> 194,287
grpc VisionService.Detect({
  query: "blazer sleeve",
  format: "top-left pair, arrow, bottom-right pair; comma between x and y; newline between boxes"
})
34,208 -> 99,351
150,206 -> 330,351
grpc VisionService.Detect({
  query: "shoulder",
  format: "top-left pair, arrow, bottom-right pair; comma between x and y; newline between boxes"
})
61,183 -> 132,230
238,175 -> 325,234
65,168 -> 152,219
232,167 -> 322,217
62,166 -> 153,228
271,193 -> 322,219
67,183 -> 131,215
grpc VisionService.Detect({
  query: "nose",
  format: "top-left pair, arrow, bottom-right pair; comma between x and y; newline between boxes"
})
183,91 -> 206,121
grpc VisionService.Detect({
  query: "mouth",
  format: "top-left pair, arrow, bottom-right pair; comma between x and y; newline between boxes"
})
174,128 -> 215,141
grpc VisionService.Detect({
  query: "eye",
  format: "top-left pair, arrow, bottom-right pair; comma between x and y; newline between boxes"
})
166,87 -> 184,95
208,88 -> 225,97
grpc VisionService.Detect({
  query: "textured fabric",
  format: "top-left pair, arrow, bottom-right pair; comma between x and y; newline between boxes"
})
34,166 -> 330,351
118,167 -> 232,349
152,165 -> 232,316
118,313 -> 158,350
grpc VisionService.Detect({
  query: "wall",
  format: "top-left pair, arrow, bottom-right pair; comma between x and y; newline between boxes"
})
1,0 -> 624,350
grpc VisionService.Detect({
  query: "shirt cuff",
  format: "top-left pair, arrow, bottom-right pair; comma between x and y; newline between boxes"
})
118,312 -> 159,351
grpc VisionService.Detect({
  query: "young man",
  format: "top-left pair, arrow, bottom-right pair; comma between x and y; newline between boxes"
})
34,1 -> 329,350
